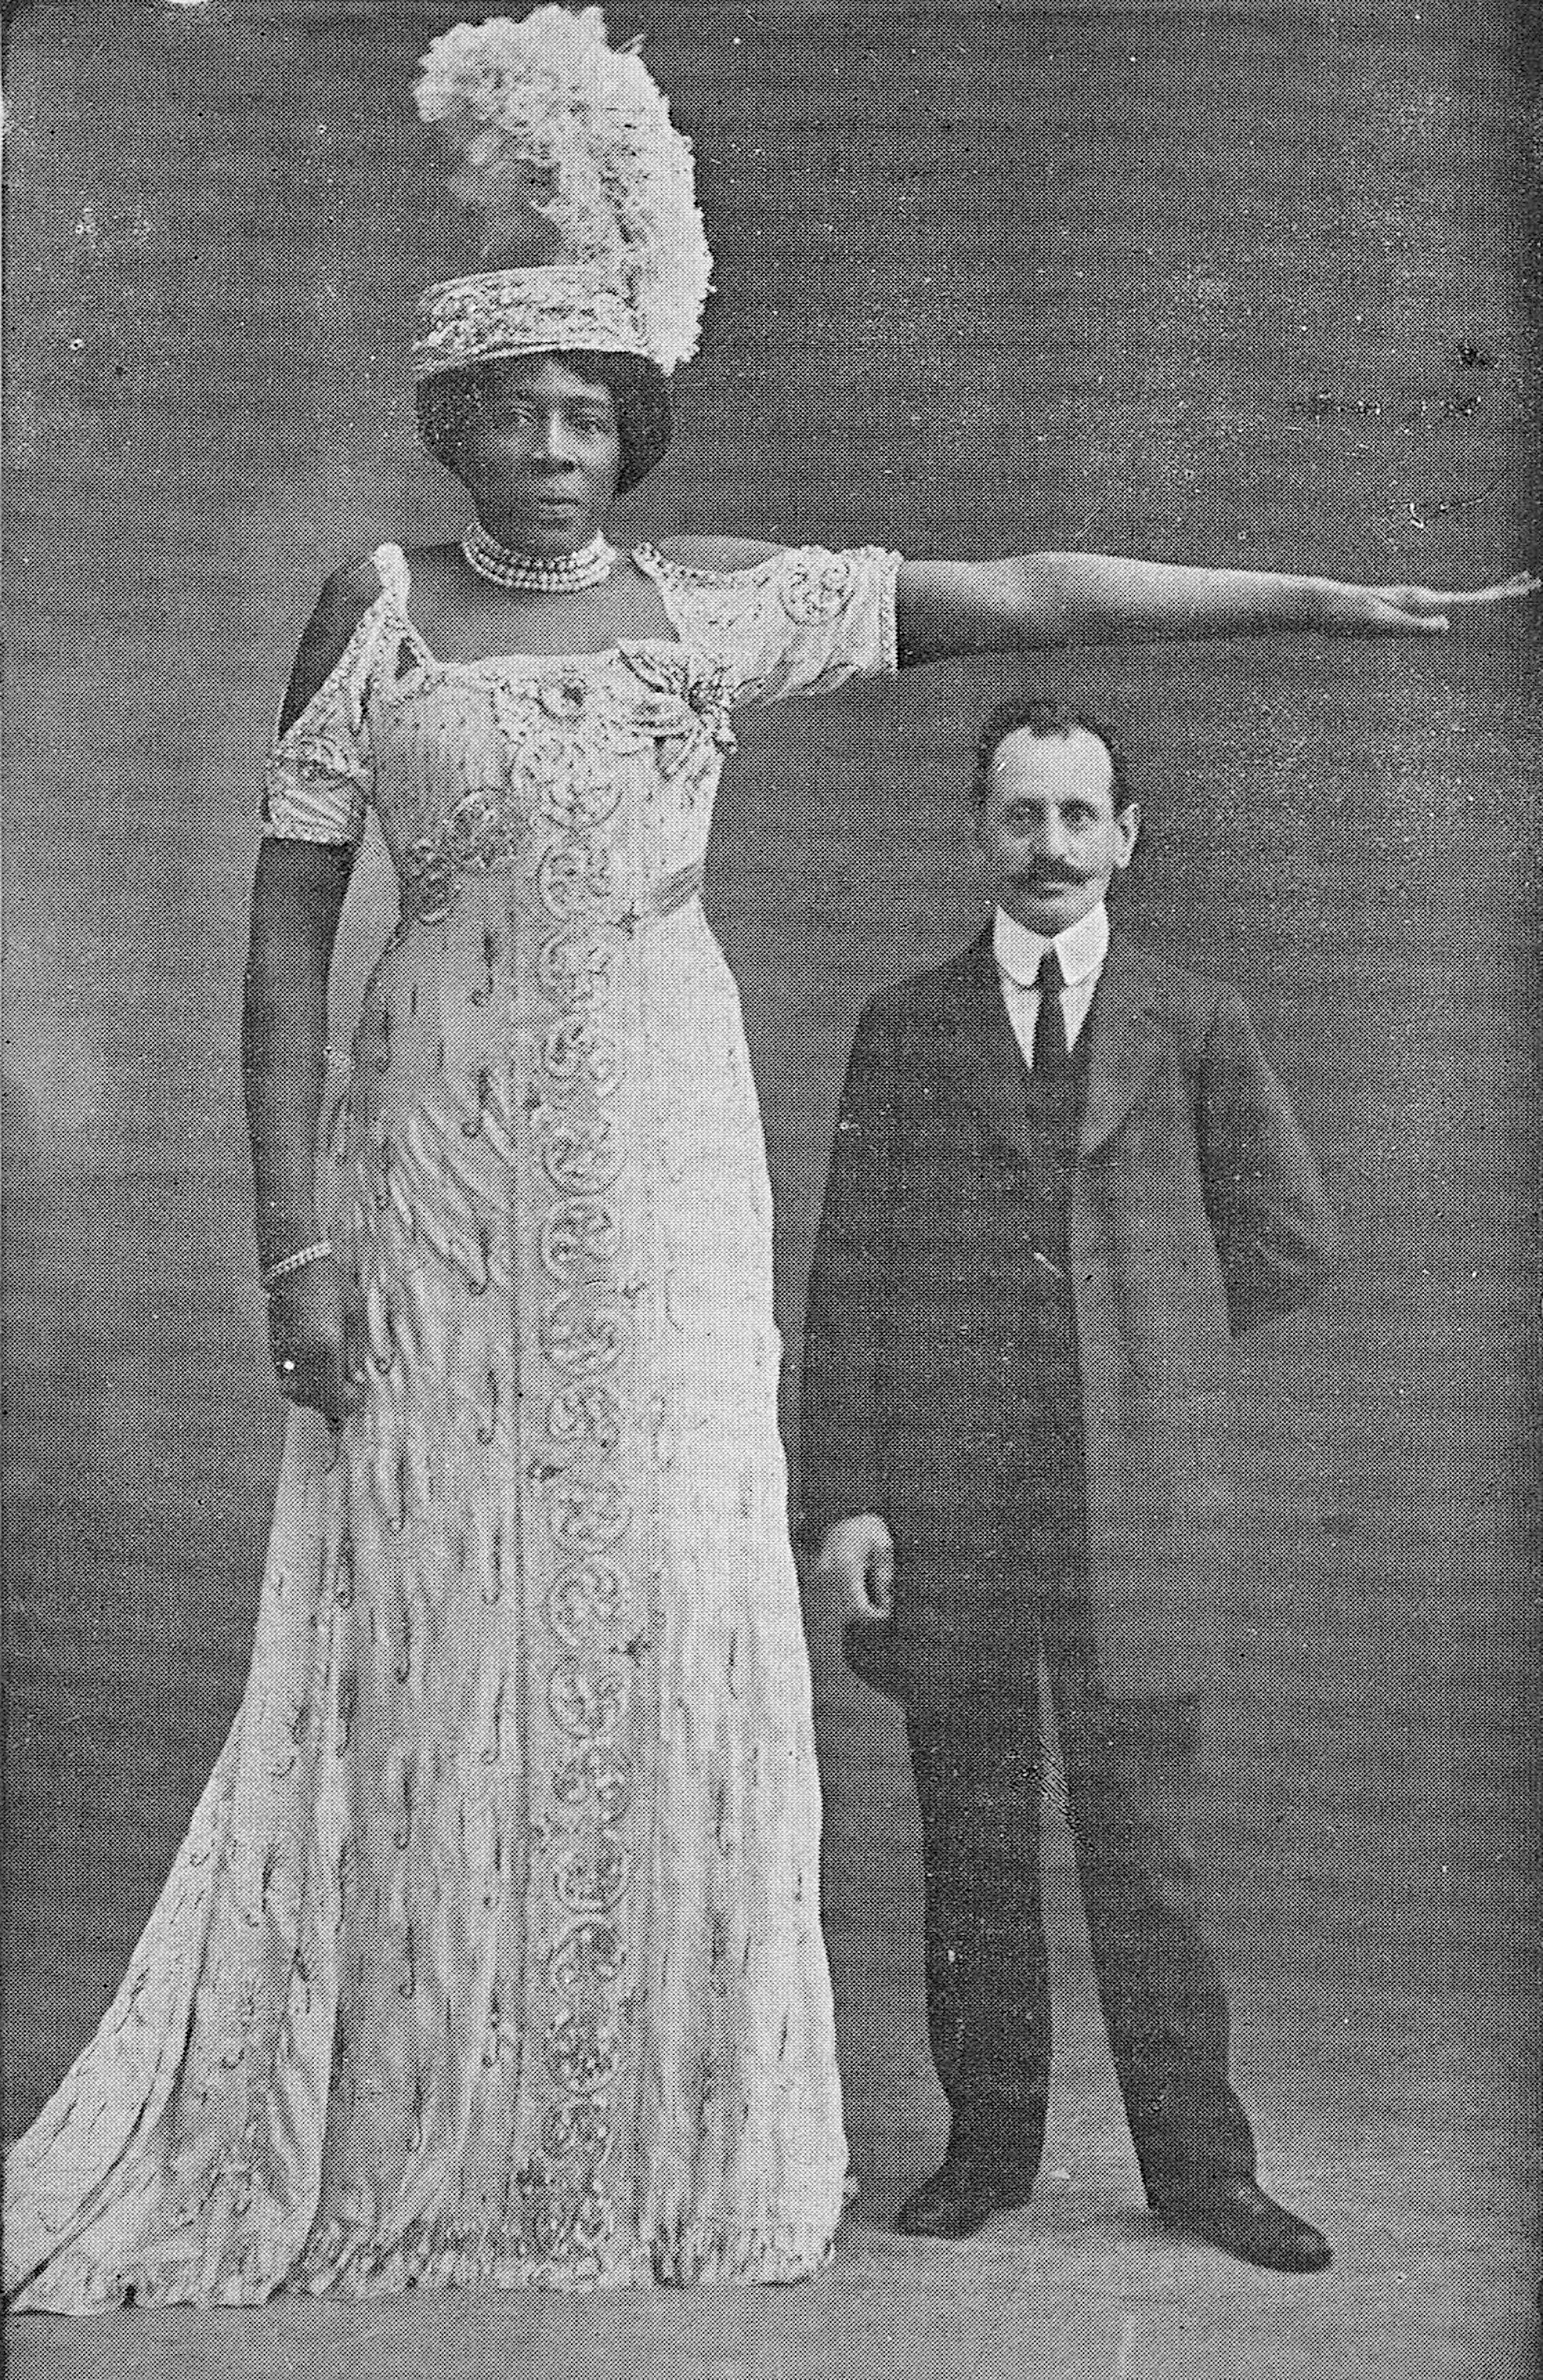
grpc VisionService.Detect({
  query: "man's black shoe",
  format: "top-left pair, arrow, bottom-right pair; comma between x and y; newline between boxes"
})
894,2153 -> 1037,2239
1152,2178 -> 1330,2273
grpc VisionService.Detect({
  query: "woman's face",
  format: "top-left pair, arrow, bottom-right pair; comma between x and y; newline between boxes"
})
453,356 -> 623,554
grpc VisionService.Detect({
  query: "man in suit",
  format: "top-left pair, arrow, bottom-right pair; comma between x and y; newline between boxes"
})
800,699 -> 1336,2270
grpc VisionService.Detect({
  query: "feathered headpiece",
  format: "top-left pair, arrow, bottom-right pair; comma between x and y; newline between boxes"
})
411,7 -> 713,380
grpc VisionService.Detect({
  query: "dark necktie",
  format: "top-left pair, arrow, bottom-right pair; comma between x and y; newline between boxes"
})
1034,944 -> 1069,1078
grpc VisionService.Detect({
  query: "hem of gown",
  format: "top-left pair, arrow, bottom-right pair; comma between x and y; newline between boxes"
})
7,2216 -> 841,2312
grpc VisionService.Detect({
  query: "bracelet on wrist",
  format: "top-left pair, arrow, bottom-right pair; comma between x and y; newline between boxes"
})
260,1241 -> 332,1292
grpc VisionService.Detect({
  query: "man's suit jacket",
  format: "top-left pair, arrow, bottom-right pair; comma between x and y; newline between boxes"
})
799,924 -> 1338,1704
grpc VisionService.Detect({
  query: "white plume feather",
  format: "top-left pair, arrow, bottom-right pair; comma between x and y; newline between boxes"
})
416,8 -> 712,372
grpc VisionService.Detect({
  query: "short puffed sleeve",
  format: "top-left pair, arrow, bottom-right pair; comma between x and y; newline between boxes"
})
259,596 -> 385,848
633,544 -> 901,709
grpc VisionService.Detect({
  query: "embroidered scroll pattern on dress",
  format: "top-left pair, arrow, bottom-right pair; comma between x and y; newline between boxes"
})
396,654 -> 724,933
512,664 -> 650,2279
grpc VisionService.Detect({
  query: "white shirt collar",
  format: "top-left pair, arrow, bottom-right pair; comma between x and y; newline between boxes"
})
993,900 -> 1109,990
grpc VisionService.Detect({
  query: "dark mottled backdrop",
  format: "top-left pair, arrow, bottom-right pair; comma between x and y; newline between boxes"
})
4,3 -> 1539,2373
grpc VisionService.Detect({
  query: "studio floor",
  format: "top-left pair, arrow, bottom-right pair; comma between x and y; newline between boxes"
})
7,2029 -> 1536,2380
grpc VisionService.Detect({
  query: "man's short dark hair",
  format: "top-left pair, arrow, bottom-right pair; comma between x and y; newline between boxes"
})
972,699 -> 1133,814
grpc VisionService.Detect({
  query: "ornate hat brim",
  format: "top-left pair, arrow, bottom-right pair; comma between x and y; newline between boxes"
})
412,267 -> 651,382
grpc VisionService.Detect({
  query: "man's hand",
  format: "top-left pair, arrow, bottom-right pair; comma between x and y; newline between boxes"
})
814,1516 -> 895,1624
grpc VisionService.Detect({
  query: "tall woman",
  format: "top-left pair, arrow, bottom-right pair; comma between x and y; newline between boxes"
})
5,4 -> 1530,2309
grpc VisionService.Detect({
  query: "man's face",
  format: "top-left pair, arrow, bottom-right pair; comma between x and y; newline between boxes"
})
976,726 -> 1139,936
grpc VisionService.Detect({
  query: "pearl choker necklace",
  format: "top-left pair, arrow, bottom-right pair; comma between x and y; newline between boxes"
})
461,521 -> 616,594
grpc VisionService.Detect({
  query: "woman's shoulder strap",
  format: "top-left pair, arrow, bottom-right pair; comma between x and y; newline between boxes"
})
370,542 -> 410,610
631,539 -> 901,704
628,538 -> 789,667
635,537 -> 785,582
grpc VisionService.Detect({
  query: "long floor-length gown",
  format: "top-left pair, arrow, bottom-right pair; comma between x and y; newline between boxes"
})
5,539 -> 899,2306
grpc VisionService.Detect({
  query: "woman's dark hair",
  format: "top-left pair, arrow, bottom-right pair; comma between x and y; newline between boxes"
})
971,697 -> 1133,814
415,350 -> 674,495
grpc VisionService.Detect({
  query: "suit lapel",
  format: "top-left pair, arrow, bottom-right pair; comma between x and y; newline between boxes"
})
947,929 -> 1040,1168
1076,937 -> 1163,1156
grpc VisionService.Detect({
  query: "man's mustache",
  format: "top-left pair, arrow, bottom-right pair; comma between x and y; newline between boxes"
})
1009,866 -> 1089,888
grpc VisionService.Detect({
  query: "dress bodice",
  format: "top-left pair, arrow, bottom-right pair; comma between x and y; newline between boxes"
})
260,541 -> 900,933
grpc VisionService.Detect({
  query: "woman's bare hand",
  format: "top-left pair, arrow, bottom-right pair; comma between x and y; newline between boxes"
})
267,1252 -> 367,1426
1315,568 -> 1540,634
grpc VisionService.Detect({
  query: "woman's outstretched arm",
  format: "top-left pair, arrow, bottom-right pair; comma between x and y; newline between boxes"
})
895,554 -> 1538,665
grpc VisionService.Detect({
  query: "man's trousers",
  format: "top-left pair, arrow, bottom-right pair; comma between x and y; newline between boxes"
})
903,1604 -> 1257,2203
